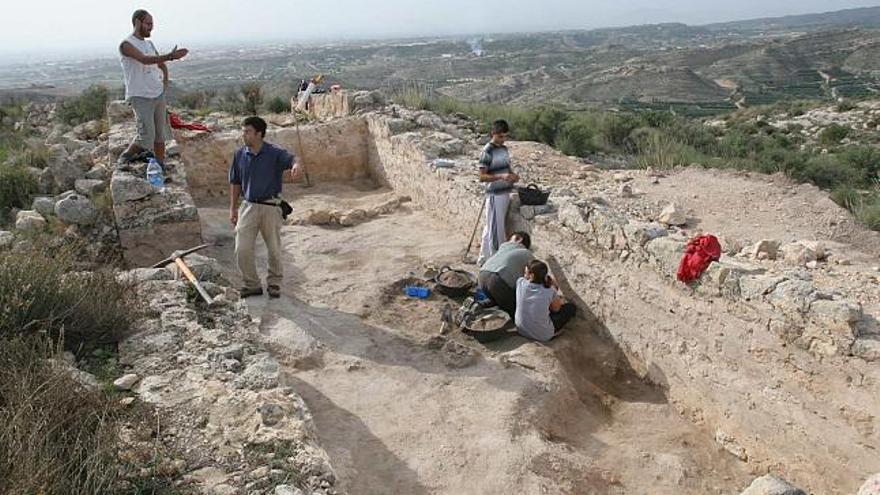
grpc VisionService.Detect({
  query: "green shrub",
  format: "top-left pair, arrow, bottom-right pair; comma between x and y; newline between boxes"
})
837,146 -> 880,185
633,129 -> 702,170
0,164 -> 38,212
56,85 -> 109,125
836,100 -> 858,113
10,142 -> 50,169
265,95 -> 291,114
819,124 -> 850,146
0,245 -> 138,350
793,155 -> 859,189
241,83 -> 263,116
556,118 -> 596,157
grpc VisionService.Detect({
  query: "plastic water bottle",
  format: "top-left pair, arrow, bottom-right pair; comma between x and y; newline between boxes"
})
146,158 -> 164,188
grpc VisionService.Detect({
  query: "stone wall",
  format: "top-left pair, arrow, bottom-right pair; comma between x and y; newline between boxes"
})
107,101 -> 203,267
359,110 -> 879,494
178,117 -> 373,201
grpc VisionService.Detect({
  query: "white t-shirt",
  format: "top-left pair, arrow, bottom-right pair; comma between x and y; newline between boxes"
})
120,34 -> 164,100
515,277 -> 557,342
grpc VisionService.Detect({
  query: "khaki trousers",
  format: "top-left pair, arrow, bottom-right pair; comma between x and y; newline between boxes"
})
234,201 -> 284,289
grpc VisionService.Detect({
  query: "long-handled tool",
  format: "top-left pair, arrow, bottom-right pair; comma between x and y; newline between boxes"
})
293,113 -> 312,188
462,197 -> 487,263
152,244 -> 214,304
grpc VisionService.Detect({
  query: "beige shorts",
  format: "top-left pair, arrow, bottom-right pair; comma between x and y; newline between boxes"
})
129,92 -> 171,150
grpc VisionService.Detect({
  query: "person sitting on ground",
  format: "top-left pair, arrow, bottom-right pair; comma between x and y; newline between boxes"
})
477,119 -> 520,266
478,231 -> 533,316
515,260 -> 577,342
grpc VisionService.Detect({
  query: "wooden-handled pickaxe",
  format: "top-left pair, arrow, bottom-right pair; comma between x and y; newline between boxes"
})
152,244 -> 214,304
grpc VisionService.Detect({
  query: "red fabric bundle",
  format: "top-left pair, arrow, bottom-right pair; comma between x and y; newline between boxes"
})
168,112 -> 211,132
676,234 -> 722,283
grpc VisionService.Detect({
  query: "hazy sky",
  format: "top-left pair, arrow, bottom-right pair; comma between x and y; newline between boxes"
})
3,0 -> 880,60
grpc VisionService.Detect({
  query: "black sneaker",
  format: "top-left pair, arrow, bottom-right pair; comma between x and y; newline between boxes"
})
267,285 -> 281,298
240,287 -> 263,298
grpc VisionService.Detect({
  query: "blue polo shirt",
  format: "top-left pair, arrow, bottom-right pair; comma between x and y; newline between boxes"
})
228,142 -> 295,202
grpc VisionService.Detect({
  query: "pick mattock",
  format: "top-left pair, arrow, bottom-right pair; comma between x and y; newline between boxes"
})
293,110 -> 313,188
461,197 -> 486,263
152,244 -> 215,305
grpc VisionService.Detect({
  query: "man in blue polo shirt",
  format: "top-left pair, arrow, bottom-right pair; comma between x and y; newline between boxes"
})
229,116 -> 301,298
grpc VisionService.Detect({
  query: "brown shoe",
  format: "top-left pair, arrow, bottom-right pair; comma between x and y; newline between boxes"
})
267,285 -> 281,298
240,286 -> 263,298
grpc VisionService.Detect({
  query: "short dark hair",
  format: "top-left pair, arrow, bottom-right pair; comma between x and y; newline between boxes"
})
132,9 -> 150,26
242,116 -> 267,138
512,231 -> 531,249
491,119 -> 509,135
527,260 -> 550,288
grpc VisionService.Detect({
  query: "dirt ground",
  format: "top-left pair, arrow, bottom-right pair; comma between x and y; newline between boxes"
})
198,181 -> 753,495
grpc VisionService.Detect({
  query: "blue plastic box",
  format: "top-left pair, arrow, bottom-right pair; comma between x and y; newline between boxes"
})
404,286 -> 431,299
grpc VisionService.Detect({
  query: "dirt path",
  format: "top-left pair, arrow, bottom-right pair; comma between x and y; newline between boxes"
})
197,183 -> 752,494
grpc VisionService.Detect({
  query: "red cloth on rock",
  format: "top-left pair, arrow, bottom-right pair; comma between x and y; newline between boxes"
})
676,234 -> 722,283
168,112 -> 211,132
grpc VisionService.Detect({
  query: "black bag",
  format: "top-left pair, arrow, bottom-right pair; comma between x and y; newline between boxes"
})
516,184 -> 551,206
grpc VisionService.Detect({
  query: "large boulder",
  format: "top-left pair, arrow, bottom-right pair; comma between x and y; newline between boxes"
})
739,474 -> 806,495
47,144 -> 88,190
111,173 -> 154,203
55,194 -> 98,226
15,210 -> 47,232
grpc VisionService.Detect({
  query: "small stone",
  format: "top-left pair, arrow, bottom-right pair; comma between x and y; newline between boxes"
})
750,239 -> 781,261
618,183 -> 633,197
836,258 -> 852,266
113,373 -> 140,391
274,485 -> 304,495
119,397 -> 136,406
74,179 -> 107,197
859,472 -> 880,495
259,403 -> 285,427
15,210 -> 47,232
0,231 -> 13,250
32,196 -> 56,217
739,474 -> 806,495
249,466 -> 270,479
805,260 -> 819,269
658,203 -> 687,226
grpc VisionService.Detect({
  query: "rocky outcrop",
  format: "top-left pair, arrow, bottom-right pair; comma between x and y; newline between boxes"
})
116,267 -> 338,494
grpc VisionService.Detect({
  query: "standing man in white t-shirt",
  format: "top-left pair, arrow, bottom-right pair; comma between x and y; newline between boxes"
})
117,9 -> 188,167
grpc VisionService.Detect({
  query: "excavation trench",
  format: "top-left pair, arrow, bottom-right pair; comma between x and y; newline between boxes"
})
177,116 -> 752,494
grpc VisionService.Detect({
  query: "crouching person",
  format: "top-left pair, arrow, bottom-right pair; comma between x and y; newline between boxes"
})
515,260 -> 577,342
478,231 -> 533,317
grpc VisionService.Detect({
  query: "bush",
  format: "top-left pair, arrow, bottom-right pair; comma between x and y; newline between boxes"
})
10,142 -> 50,169
176,89 -> 216,110
56,85 -> 109,125
241,83 -> 263,116
633,129 -> 702,170
793,155 -> 859,189
0,246 -> 138,351
0,335 -> 121,495
556,117 -> 595,157
837,146 -> 880,185
265,95 -> 291,114
818,124 -> 850,146
0,164 -> 38,212
836,99 -> 858,113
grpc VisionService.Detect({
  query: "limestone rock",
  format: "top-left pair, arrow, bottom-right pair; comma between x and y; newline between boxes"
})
0,231 -> 13,250
48,144 -> 87,190
859,472 -> 880,495
72,120 -> 104,141
780,242 -> 820,266
55,194 -> 98,226
623,221 -> 667,247
658,203 -> 687,226
84,165 -> 110,181
739,474 -> 806,495
31,196 -> 56,217
117,268 -> 174,284
647,237 -> 687,274
274,486 -> 304,495
113,373 -> 140,391
810,299 -> 863,325
74,178 -> 107,197
750,239 -> 781,260
853,338 -> 880,362
107,100 -> 133,122
15,210 -> 46,232
558,202 -> 591,234
111,173 -> 154,203
618,183 -> 634,197
259,403 -> 286,427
